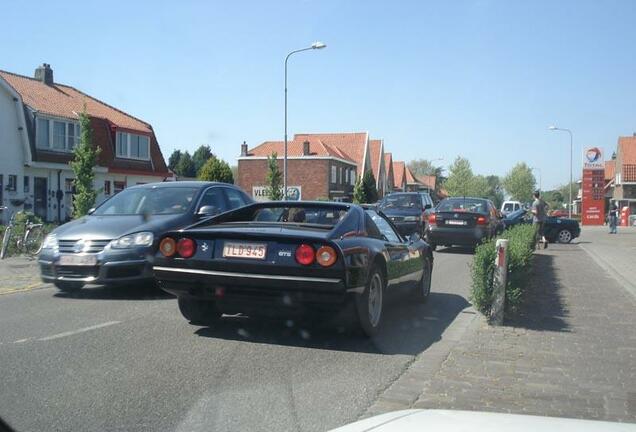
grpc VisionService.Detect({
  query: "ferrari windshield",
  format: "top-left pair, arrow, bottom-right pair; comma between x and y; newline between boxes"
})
249,206 -> 348,227
94,187 -> 198,216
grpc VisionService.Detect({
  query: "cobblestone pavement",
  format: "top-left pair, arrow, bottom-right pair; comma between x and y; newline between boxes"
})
368,243 -> 636,423
0,256 -> 47,294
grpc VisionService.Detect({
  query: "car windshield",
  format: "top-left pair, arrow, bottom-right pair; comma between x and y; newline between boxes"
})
380,194 -> 420,209
93,187 -> 198,216
437,199 -> 487,213
249,206 -> 348,227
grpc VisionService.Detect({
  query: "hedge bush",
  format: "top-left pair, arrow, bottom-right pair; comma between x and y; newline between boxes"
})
470,224 -> 536,319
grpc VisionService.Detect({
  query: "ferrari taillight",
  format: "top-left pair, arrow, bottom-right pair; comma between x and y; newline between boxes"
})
428,213 -> 437,224
316,246 -> 337,267
177,238 -> 197,258
159,237 -> 176,257
295,244 -> 315,265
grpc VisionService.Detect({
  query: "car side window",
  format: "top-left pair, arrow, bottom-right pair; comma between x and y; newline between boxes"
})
198,187 -> 227,213
366,210 -> 401,243
364,213 -> 383,239
224,187 -> 248,210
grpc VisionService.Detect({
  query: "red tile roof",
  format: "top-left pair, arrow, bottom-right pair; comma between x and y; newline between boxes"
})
416,174 -> 436,190
393,161 -> 406,189
605,160 -> 615,181
0,69 -> 151,132
368,139 -> 383,182
405,166 -> 419,184
384,153 -> 394,188
247,133 -> 368,171
247,137 -> 355,163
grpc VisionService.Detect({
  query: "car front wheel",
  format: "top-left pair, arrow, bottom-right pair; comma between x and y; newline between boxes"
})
178,297 -> 221,325
354,268 -> 385,337
557,229 -> 573,243
412,257 -> 432,303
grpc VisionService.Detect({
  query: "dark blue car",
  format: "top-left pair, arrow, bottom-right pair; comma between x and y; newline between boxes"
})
503,208 -> 581,243
38,182 -> 253,292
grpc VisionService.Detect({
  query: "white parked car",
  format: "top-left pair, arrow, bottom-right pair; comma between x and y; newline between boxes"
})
501,200 -> 522,216
330,410 -> 636,432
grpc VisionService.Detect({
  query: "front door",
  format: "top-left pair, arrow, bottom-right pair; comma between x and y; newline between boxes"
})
34,177 -> 47,220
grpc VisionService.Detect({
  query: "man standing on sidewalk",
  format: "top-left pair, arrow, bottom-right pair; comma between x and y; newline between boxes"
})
608,202 -> 619,234
531,190 -> 548,248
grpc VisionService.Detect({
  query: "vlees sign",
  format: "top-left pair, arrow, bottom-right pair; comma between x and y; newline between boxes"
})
581,147 -> 605,226
252,186 -> 302,202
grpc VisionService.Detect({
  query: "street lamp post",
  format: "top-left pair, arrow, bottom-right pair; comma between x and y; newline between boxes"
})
548,126 -> 573,218
530,166 -> 542,192
284,41 -> 326,200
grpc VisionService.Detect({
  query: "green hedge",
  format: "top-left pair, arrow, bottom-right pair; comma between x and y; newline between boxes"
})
470,224 -> 536,319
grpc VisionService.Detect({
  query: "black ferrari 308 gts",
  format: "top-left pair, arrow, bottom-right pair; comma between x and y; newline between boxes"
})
153,201 -> 434,337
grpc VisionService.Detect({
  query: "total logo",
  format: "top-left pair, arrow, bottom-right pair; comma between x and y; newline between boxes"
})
585,147 -> 601,163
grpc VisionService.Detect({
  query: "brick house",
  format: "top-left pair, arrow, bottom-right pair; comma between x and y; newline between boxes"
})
392,161 -> 407,191
0,64 -> 169,222
238,132 -> 377,202
368,139 -> 387,197
384,153 -> 395,191
612,134 -> 636,214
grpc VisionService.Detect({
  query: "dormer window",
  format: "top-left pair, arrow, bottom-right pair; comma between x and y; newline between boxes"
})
36,117 -> 80,152
116,131 -> 150,160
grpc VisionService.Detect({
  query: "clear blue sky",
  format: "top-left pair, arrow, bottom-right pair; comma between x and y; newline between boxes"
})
3,0 -> 635,189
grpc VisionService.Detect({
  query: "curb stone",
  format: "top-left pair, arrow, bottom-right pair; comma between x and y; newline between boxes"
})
361,305 -> 483,418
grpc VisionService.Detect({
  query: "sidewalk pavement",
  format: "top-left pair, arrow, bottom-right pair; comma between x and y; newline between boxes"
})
366,242 -> 636,422
0,256 -> 47,294
578,225 -> 636,299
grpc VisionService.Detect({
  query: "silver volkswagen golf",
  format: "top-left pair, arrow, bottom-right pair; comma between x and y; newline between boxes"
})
38,181 -> 252,292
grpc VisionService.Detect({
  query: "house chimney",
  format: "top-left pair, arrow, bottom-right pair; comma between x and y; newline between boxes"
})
240,141 -> 248,157
34,63 -> 53,85
303,140 -> 310,156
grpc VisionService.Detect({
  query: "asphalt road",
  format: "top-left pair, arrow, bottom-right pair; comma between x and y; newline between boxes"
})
0,248 -> 473,432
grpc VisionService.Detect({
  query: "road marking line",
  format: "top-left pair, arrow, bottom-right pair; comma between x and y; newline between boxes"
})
0,283 -> 48,296
14,338 -> 31,343
37,321 -> 121,342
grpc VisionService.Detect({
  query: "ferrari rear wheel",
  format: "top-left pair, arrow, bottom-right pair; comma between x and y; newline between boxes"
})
354,268 -> 385,337
178,297 -> 221,326
413,257 -> 432,303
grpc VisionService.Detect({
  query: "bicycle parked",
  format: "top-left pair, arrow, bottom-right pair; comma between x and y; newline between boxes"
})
0,206 -> 45,259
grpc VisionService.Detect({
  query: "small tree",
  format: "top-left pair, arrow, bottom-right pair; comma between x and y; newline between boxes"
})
175,151 -> 196,177
266,152 -> 283,200
197,156 -> 234,184
362,170 -> 378,203
503,163 -> 536,202
70,109 -> 101,218
192,144 -> 213,175
168,150 -> 182,171
353,178 -> 366,204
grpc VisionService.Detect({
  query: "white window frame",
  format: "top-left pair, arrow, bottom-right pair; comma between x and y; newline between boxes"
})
116,131 -> 151,161
350,169 -> 357,185
36,116 -> 80,152
331,165 -> 337,184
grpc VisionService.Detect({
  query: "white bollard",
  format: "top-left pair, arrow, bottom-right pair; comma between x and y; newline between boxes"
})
490,238 -> 509,326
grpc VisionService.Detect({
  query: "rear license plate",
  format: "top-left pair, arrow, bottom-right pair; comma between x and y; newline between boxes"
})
446,220 -> 466,226
58,255 -> 97,266
222,242 -> 267,260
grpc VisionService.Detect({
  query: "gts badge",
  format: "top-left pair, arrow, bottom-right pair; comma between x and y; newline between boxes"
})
278,250 -> 292,257
200,242 -> 209,253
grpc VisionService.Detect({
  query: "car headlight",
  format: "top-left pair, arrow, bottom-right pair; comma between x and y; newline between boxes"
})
42,234 -> 57,249
110,232 -> 154,249
403,216 -> 418,222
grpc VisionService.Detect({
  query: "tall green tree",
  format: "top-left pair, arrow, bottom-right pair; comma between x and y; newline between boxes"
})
362,170 -> 379,203
444,157 -> 475,197
70,109 -> 101,218
192,144 -> 213,175
175,151 -> 196,177
197,156 -> 234,184
408,159 -> 436,176
503,163 -> 536,203
353,178 -> 366,204
168,150 -> 182,171
485,175 -> 504,208
266,152 -> 283,201
230,165 -> 238,184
